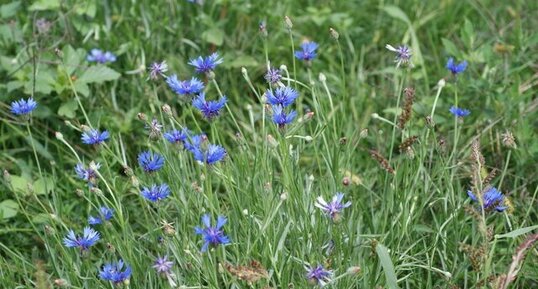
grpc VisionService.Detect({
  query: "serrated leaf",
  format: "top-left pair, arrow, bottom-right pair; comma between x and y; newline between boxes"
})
58,99 -> 79,118
33,177 -> 53,195
77,65 -> 121,84
201,28 -> 224,46
383,5 -> 410,24
376,244 -> 400,289
0,200 -> 18,219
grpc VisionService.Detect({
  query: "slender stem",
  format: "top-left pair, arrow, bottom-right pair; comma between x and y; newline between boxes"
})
63,61 -> 92,127
388,70 -> 406,162
26,123 -> 43,178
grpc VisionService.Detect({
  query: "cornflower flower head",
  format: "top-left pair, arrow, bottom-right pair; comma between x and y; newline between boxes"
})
385,44 -> 413,68
315,193 -> 351,222
194,214 -> 230,252
164,128 -> 190,145
146,118 -> 163,139
87,49 -> 116,64
10,98 -> 37,116
153,255 -> 174,275
81,129 -> 109,145
99,260 -> 132,285
272,105 -> 297,128
75,162 -> 101,185
184,133 -> 207,152
138,151 -> 165,173
259,20 -> 268,37
192,93 -> 227,119
141,184 -> 171,202
88,207 -> 114,225
265,67 -> 282,85
266,86 -> 298,107
166,75 -> 205,96
446,57 -> 468,75
305,264 -> 333,286
295,41 -> 318,62
188,52 -> 223,74
467,187 -> 507,212
63,227 -> 100,251
449,106 -> 470,118
148,61 -> 168,80
191,144 -> 226,165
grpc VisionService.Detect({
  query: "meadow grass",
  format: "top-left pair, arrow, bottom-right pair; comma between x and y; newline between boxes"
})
1,0 -> 537,288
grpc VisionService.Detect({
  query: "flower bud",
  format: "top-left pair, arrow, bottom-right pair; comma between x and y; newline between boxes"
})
284,16 -> 293,30
346,266 -> 361,275
329,27 -> 339,40
137,113 -> 147,121
55,132 -> 64,140
162,104 -> 172,116
319,72 -> 326,82
342,176 -> 351,186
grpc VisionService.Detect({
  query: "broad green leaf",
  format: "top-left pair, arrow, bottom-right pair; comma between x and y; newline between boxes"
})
77,65 -> 121,84
383,5 -> 410,24
496,225 -> 538,239
58,99 -> 79,118
376,244 -> 400,289
28,0 -> 60,11
201,28 -> 224,46
32,213 -> 50,224
1,1 -> 21,18
227,55 -> 259,68
9,175 -> 28,194
0,200 -> 18,219
62,45 -> 85,75
25,136 -> 53,160
33,177 -> 53,195
24,69 -> 55,95
442,38 -> 460,57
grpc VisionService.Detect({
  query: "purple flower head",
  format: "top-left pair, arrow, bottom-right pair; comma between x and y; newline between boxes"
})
295,41 -> 318,61
194,214 -> 230,252
99,260 -> 132,284
446,58 -> 467,75
75,162 -> 101,184
184,133 -> 207,152
146,118 -> 163,139
87,49 -> 116,64
10,98 -> 37,116
141,183 -> 171,202
164,128 -> 190,145
192,93 -> 227,119
266,86 -> 298,107
272,105 -> 296,128
449,106 -> 470,118
265,67 -> 282,85
153,255 -> 174,274
81,129 -> 109,145
385,44 -> 413,68
467,187 -> 507,212
305,264 -> 333,286
88,207 -> 114,225
138,151 -> 165,173
315,193 -> 351,221
191,144 -> 226,165
188,52 -> 223,74
63,227 -> 100,250
149,61 -> 168,80
166,75 -> 205,96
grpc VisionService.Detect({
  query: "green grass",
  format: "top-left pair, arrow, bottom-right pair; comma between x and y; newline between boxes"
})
1,0 -> 537,288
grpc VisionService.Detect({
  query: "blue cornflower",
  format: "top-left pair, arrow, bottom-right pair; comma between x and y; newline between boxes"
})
467,187 -> 507,212
153,255 -> 174,274
87,49 -> 116,64
164,128 -> 190,145
386,44 -> 413,68
99,260 -> 132,285
166,75 -> 205,96
265,67 -> 282,85
75,162 -> 100,184
88,206 -> 114,225
81,129 -> 109,145
449,106 -> 470,118
195,214 -> 230,252
191,144 -> 227,165
188,52 -> 223,74
149,61 -> 168,80
192,93 -> 227,119
272,105 -> 297,128
141,184 -> 171,202
266,86 -> 298,107
446,57 -> 468,75
10,98 -> 37,115
305,264 -> 333,286
184,133 -> 207,152
315,193 -> 351,222
295,41 -> 318,61
63,227 -> 100,250
138,151 -> 165,173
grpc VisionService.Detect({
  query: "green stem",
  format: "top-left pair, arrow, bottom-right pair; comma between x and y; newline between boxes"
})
26,123 -> 43,178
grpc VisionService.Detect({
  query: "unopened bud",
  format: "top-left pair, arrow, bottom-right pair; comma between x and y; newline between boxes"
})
359,128 -> 368,138
3,170 -> 11,183
206,70 -> 216,80
162,104 -> 172,116
55,132 -> 64,140
284,16 -> 293,30
371,113 -> 379,119
302,111 -> 315,122
44,225 -> 55,235
319,73 -> 326,82
54,279 -> 68,287
242,209 -> 249,215
425,116 -> 435,128
346,266 -> 361,275
279,64 -> 288,72
75,188 -> 84,197
241,67 -> 248,77
342,176 -> 351,186
501,131 -> 517,149
54,48 -> 63,58
267,134 -> 278,147
280,192 -> 288,201
437,78 -> 446,88
80,124 -> 91,132
259,21 -> 268,37
339,137 -> 347,145
137,113 -> 147,121
131,176 -> 140,187
329,27 -> 339,40
304,136 -> 313,142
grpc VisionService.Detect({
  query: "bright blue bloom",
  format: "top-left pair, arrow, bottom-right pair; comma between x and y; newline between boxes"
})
138,151 -> 165,173
164,128 -> 190,144
467,187 -> 507,212
81,129 -> 109,145
10,98 -> 37,115
272,105 -> 297,128
192,93 -> 227,119
141,184 -> 171,202
195,214 -> 230,252
446,57 -> 468,75
386,44 -> 413,68
88,207 -> 114,225
184,133 -> 207,152
188,52 -> 223,74
75,162 -> 100,183
306,264 -> 333,286
153,255 -> 174,274
149,61 -> 168,80
87,49 -> 116,63
449,106 -> 470,118
265,67 -> 282,85
315,192 -> 351,221
99,260 -> 132,284
191,144 -> 226,165
266,86 -> 298,107
63,227 -> 100,250
295,41 -> 318,61
166,75 -> 205,95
